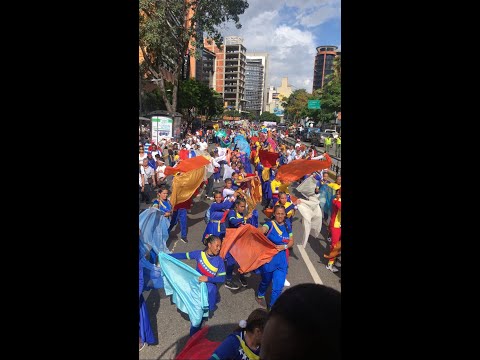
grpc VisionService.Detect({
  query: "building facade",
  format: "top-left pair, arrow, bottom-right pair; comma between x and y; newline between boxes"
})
204,36 -> 247,112
245,58 -> 264,116
245,52 -> 269,114
312,45 -> 340,91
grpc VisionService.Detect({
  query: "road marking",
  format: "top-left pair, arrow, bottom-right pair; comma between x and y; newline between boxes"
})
297,245 -> 323,285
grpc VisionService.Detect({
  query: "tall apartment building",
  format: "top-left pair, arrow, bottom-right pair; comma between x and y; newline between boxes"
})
195,48 -> 216,88
312,45 -> 340,91
204,36 -> 247,111
245,52 -> 269,115
245,58 -> 264,116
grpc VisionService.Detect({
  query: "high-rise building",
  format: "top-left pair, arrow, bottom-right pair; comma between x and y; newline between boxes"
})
312,45 -> 340,91
245,52 -> 269,114
195,48 -> 216,88
204,36 -> 247,111
245,59 -> 264,116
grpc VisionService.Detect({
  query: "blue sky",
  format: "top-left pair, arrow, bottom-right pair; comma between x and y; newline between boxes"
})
220,0 -> 341,92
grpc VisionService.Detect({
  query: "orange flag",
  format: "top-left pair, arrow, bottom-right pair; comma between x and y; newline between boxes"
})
170,167 -> 205,207
220,225 -> 278,274
276,153 -> 332,183
164,156 -> 210,176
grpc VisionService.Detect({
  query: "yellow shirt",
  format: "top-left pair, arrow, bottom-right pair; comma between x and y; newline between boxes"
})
329,183 -> 341,191
334,198 -> 341,228
271,179 -> 289,194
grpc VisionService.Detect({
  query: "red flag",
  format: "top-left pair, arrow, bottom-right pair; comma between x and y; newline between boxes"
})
164,156 -> 210,176
276,154 -> 332,183
220,225 -> 278,274
259,149 -> 279,168
175,326 -> 220,360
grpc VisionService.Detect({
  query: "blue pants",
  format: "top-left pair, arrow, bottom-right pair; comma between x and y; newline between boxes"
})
168,208 -> 187,239
190,319 -> 204,337
225,252 -> 245,281
257,267 -> 287,308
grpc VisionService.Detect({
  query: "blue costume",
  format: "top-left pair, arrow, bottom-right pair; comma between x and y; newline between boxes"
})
171,250 -> 226,336
139,251 -> 155,346
203,200 -> 234,239
209,331 -> 260,360
149,199 -> 172,264
257,220 -> 291,308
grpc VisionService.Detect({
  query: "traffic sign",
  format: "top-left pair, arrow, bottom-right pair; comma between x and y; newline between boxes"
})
308,100 -> 321,109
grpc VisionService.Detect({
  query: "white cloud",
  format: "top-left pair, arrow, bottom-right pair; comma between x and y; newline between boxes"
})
217,0 -> 340,92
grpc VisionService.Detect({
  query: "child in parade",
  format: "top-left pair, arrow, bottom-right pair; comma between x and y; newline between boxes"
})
148,186 -> 173,264
170,235 -> 226,336
203,191 -> 235,240
256,205 -> 294,310
209,309 -> 268,360
224,198 -> 253,290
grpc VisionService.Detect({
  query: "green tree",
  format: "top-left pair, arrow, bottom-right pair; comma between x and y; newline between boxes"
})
259,111 -> 280,123
139,0 -> 249,114
283,89 -> 310,123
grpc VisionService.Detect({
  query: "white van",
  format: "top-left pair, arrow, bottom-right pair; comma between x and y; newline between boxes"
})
324,129 -> 339,138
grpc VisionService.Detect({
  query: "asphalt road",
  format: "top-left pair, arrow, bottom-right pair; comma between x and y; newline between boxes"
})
139,147 -> 341,360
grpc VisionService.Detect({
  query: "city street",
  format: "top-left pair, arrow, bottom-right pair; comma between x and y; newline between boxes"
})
139,153 -> 340,359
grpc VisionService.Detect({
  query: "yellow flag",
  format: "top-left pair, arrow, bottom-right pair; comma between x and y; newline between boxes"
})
170,167 -> 206,207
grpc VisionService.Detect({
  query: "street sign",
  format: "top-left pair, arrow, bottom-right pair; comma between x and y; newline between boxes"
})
308,100 -> 321,109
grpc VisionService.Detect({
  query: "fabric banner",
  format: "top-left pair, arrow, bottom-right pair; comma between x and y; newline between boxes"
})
170,167 -> 206,207
276,154 -> 332,183
164,156 -> 210,176
175,326 -> 220,360
295,177 -> 323,248
139,207 -> 171,255
220,225 -> 278,274
259,149 -> 279,168
158,252 -> 209,327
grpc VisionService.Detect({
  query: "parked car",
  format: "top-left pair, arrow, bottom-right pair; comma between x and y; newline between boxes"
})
324,129 -> 339,138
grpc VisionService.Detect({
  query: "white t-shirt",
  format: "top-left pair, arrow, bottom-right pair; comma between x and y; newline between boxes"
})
141,166 -> 155,183
185,143 -> 191,150
150,150 -> 161,159
223,188 -> 235,198
199,141 -> 208,151
156,165 -> 166,180
139,153 -> 147,165
216,147 -> 226,157
295,142 -> 301,149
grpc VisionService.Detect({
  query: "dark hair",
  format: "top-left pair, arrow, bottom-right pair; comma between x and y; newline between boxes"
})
278,192 -> 287,198
225,178 -> 232,183
157,185 -> 169,195
273,204 -> 286,214
268,284 -> 341,360
202,234 -> 221,247
235,308 -> 269,333
234,198 -> 246,208
213,190 -> 222,197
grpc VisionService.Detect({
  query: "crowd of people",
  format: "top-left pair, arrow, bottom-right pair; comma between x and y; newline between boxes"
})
139,122 -> 341,359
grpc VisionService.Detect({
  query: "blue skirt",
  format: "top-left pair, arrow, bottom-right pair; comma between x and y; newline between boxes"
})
139,294 -> 155,345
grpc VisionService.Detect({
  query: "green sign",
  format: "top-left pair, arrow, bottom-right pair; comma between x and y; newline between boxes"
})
308,100 -> 321,109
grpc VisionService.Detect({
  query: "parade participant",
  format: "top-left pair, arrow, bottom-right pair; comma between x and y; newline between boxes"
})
222,178 -> 236,199
170,235 -> 226,336
276,192 -> 296,229
225,198 -> 252,290
203,191 -> 234,240
260,284 -> 341,360
325,188 -> 341,273
256,205 -> 293,310
315,171 -> 331,194
208,309 -> 268,360
168,193 -> 195,244
269,176 -> 290,207
139,244 -> 155,351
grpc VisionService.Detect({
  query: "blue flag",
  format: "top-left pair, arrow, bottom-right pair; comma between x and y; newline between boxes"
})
158,252 -> 209,327
139,207 -> 171,255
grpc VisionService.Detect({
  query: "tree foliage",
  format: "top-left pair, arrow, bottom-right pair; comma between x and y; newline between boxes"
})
259,111 -> 280,123
139,0 -> 249,113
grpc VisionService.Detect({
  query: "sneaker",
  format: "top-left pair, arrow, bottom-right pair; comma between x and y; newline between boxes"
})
284,279 -> 291,286
326,264 -> 339,273
239,276 -> 248,287
180,238 -> 188,244
255,296 -> 267,308
139,342 -> 146,352
224,280 -> 240,290
334,260 -> 341,268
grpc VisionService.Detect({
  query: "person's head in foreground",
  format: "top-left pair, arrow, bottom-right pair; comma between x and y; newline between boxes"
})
260,283 -> 341,360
